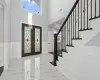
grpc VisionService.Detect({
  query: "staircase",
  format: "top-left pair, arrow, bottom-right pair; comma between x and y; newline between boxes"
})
50,0 -> 100,80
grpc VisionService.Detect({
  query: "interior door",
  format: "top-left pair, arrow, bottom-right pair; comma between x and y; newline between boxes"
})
22,23 -> 42,57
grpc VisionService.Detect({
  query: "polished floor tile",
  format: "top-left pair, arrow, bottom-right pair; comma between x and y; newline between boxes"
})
0,54 -> 69,80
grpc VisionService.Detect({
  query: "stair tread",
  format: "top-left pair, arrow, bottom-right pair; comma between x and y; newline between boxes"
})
58,54 -> 63,57
79,28 -> 93,31
62,49 -> 68,53
72,38 -> 82,40
89,16 -> 100,20
66,45 -> 74,47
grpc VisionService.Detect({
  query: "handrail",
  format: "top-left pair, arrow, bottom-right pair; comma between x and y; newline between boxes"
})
51,0 -> 100,66
57,0 -> 79,36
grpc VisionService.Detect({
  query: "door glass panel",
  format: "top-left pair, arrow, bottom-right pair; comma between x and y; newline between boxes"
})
24,26 -> 31,53
35,28 -> 40,52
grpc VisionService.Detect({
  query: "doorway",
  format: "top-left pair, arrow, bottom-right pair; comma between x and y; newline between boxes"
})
22,23 -> 42,57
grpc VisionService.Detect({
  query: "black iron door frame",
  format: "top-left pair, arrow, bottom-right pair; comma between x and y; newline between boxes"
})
22,23 -> 42,57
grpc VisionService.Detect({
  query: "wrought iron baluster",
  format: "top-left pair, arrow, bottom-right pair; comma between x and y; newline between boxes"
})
61,28 -> 63,53
91,0 -> 92,18
73,11 -> 75,39
67,21 -> 68,45
75,8 -> 76,39
81,0 -> 83,30
87,0 -> 89,29
95,0 -> 96,17
99,0 -> 100,16
84,0 -> 85,30
78,2 -> 79,38
71,14 -> 72,45
69,17 -> 70,45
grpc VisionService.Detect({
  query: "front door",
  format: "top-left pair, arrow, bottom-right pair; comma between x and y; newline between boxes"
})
22,23 -> 42,57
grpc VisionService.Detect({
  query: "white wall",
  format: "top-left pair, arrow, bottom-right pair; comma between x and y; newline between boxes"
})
0,6 -> 4,67
48,29 -> 54,52
0,0 -> 11,69
10,0 -> 48,59
4,0 -> 11,69
48,0 -> 76,24
85,32 -> 100,47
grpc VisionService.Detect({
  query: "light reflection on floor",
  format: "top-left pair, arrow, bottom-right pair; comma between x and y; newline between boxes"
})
24,57 -> 40,80
0,54 -> 68,80
24,59 -> 31,80
34,57 -> 40,80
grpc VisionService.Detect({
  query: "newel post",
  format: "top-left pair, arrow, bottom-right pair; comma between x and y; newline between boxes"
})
50,33 -> 58,66
54,33 -> 58,66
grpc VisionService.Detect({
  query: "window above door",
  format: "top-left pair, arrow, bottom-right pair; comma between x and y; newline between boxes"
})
22,0 -> 41,15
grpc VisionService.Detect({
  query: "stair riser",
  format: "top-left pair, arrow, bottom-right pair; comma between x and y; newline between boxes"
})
57,46 -> 100,80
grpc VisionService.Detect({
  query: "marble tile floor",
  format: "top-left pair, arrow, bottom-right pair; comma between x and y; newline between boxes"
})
0,53 -> 69,80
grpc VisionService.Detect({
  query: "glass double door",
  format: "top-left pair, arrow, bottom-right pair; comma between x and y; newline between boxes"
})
22,23 -> 42,57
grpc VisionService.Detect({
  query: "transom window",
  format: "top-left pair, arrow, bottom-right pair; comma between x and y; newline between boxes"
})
22,0 -> 41,14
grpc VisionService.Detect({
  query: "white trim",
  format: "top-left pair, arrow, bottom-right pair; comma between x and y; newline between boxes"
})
4,5 -> 9,70
10,42 -> 21,59
0,6 -> 4,68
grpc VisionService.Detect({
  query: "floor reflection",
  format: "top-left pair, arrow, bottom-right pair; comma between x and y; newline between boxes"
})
34,57 -> 40,80
24,59 -> 31,80
0,54 -> 68,80
24,57 -> 40,80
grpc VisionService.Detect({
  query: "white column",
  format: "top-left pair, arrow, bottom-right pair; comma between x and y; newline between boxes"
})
4,6 -> 9,70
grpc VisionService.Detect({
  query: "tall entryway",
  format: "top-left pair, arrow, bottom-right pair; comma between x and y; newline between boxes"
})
22,23 -> 42,57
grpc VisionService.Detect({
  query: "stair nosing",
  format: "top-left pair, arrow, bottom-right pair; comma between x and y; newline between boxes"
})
72,38 -> 82,40
89,16 -> 100,20
66,45 -> 74,47
79,28 -> 93,31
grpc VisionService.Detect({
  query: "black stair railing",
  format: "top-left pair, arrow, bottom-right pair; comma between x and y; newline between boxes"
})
99,0 -> 100,16
50,0 -> 100,66
89,0 -> 100,20
50,0 -> 80,66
